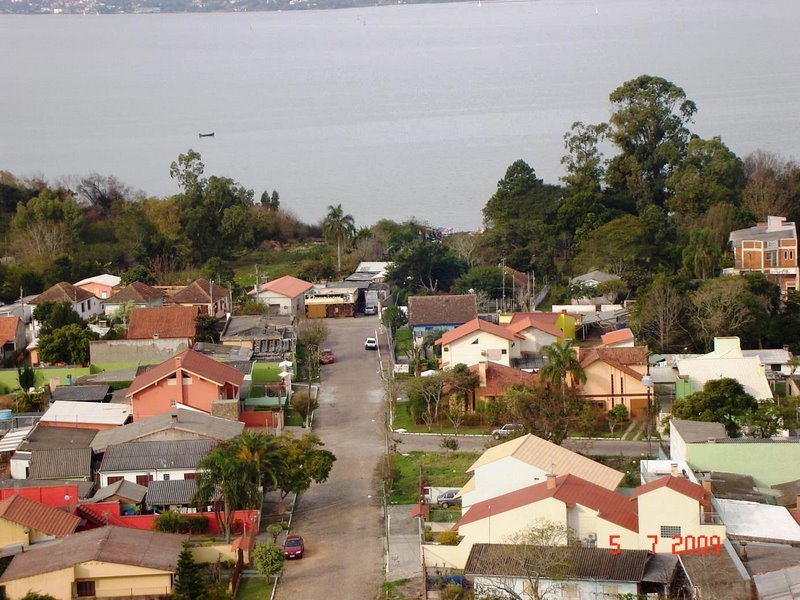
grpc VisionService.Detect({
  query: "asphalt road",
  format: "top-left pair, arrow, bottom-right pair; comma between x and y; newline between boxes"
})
275,316 -> 387,600
396,433 -> 655,457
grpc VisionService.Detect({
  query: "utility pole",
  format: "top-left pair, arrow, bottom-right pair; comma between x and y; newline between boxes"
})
500,258 -> 506,313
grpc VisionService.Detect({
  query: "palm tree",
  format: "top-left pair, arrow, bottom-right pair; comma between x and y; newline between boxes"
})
540,340 -> 586,393
322,204 -> 356,274
234,430 -> 284,489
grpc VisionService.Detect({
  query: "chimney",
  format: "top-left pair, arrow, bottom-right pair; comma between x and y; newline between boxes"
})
739,541 -> 748,562
795,494 -> 800,509
707,437 -> 716,444
670,463 -> 679,477
702,480 -> 712,494
478,362 -> 487,387
176,355 -> 182,368
546,474 -> 557,489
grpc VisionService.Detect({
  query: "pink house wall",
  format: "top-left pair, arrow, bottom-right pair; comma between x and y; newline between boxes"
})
77,282 -> 115,300
0,484 -> 80,508
132,370 -> 236,421
80,503 -> 258,536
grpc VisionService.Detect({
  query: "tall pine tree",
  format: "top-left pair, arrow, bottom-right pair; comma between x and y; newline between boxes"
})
173,542 -> 208,600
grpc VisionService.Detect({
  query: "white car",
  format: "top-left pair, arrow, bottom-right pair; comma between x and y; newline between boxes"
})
364,337 -> 378,350
491,423 -> 523,440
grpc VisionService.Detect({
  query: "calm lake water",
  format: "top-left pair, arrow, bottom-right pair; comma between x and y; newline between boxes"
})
1,0 -> 799,230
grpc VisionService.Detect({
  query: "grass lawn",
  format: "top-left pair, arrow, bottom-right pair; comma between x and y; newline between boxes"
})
0,367 -> 92,394
251,362 -> 281,384
284,410 -> 305,427
592,455 -> 643,488
236,576 -> 272,599
390,450 -> 479,504
392,401 -> 492,436
230,243 -> 331,287
394,327 -> 413,357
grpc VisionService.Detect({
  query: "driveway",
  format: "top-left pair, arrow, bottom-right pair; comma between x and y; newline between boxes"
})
275,316 -> 387,600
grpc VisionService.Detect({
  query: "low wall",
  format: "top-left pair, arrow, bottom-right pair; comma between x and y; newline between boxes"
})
89,338 -> 190,367
240,410 -> 281,430
192,543 -> 238,563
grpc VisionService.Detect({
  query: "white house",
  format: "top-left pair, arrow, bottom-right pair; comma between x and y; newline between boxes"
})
31,281 -> 103,322
504,314 -> 565,355
248,275 -> 314,316
675,337 -> 773,400
98,439 -> 212,487
436,318 -> 524,368
459,434 -> 623,510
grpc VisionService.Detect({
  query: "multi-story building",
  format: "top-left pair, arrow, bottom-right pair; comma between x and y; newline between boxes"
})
729,216 -> 798,296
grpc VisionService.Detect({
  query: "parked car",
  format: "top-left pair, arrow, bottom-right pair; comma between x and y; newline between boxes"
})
364,305 -> 378,316
364,337 -> 378,350
436,489 -> 461,508
491,423 -> 524,440
319,348 -> 335,364
284,534 -> 304,559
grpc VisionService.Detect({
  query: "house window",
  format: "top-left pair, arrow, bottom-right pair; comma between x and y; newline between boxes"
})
471,338 -> 479,344
107,476 -> 124,485
170,399 -> 177,407
76,581 -> 96,597
136,474 -> 153,487
603,584 -> 620,595
80,301 -> 85,312
163,474 -> 170,481
620,376 -> 624,395
766,251 -> 778,267
661,525 -> 681,538
184,472 -> 197,480
101,291 -> 108,299
501,349 -> 507,355
785,250 -> 795,261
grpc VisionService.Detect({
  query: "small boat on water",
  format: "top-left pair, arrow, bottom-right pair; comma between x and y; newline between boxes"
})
199,132 -> 215,138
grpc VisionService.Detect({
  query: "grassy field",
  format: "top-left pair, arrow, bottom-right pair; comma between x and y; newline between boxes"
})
251,362 -> 281,384
0,367 -> 92,394
390,451 -> 479,504
230,243 -> 331,287
393,401 -> 493,436
236,576 -> 272,599
394,327 -> 413,357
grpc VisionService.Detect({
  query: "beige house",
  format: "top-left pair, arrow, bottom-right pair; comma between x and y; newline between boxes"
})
503,313 -> 565,355
248,275 -> 313,316
0,526 -> 184,599
424,474 -> 725,570
578,346 -> 650,418
459,434 -> 623,510
0,495 -> 80,549
436,318 -> 524,368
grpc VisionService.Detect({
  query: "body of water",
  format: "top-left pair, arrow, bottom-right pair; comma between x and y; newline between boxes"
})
1,0 -> 799,230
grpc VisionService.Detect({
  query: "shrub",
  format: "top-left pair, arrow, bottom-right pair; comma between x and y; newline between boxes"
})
437,531 -> 461,546
440,437 -> 459,452
290,391 -> 319,421
154,511 -> 209,534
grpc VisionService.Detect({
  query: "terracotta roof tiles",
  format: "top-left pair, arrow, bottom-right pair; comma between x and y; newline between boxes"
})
0,316 -> 21,345
32,281 -> 95,304
436,318 -> 524,346
126,349 -> 244,397
408,294 -> 477,327
127,305 -> 198,340
0,494 -> 80,537
169,279 -> 230,305
105,281 -> 164,305
249,275 -> 314,299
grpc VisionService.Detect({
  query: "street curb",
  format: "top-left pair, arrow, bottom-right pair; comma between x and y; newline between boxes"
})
396,432 -> 650,442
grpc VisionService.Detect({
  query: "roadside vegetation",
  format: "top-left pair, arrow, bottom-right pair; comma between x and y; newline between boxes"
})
381,450 -> 479,504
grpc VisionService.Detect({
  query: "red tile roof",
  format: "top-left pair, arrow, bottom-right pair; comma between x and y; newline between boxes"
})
127,305 -> 198,340
630,476 -> 706,503
601,328 -> 635,346
106,281 -> 164,304
0,316 -> 21,345
468,362 -> 539,398
0,494 -> 80,537
169,279 -> 230,304
436,318 -> 524,346
126,349 -> 244,397
506,313 -> 565,339
408,294 -> 478,327
580,346 -> 648,380
32,281 -> 95,304
457,474 -> 639,533
249,275 -> 314,299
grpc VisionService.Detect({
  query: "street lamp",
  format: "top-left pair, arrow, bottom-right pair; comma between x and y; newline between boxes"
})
641,373 -> 653,458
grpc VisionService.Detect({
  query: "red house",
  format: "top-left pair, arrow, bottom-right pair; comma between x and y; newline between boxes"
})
125,350 -> 244,422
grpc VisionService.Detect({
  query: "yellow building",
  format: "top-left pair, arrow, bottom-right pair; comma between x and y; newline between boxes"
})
0,526 -> 185,600
0,494 -> 80,549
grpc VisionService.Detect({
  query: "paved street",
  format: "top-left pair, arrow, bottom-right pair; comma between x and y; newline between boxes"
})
275,316 -> 387,600
397,432 -> 655,457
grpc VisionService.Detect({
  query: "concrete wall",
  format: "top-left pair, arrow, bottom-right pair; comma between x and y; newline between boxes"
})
473,575 -> 638,600
0,518 -> 29,547
2,566 -> 74,599
636,487 -> 725,553
517,328 -> 559,354
686,443 -> 800,487
192,543 -> 239,563
90,338 -> 190,368
74,561 -> 173,598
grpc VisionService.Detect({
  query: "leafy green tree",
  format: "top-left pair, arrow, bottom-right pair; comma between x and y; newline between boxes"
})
405,373 -> 446,430
667,137 -> 745,218
10,189 -> 83,269
747,400 -> 782,439
385,240 -> 465,294
194,315 -> 218,343
169,149 -> 206,195
381,305 -> 408,336
275,434 -> 336,500
571,215 -> 650,278
38,324 -> 98,365
253,541 -> 284,582
33,302 -> 85,336
21,593 -> 58,600
454,265 -> 504,299
608,404 -> 629,434
322,203 -> 356,274
606,75 -> 697,210
233,430 -> 284,490
120,264 -> 156,285
682,228 -> 721,279
687,277 -> 755,352
540,340 -> 586,393
672,378 -> 758,437
173,542 -> 209,600
17,365 -> 34,391
507,384 -> 585,445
